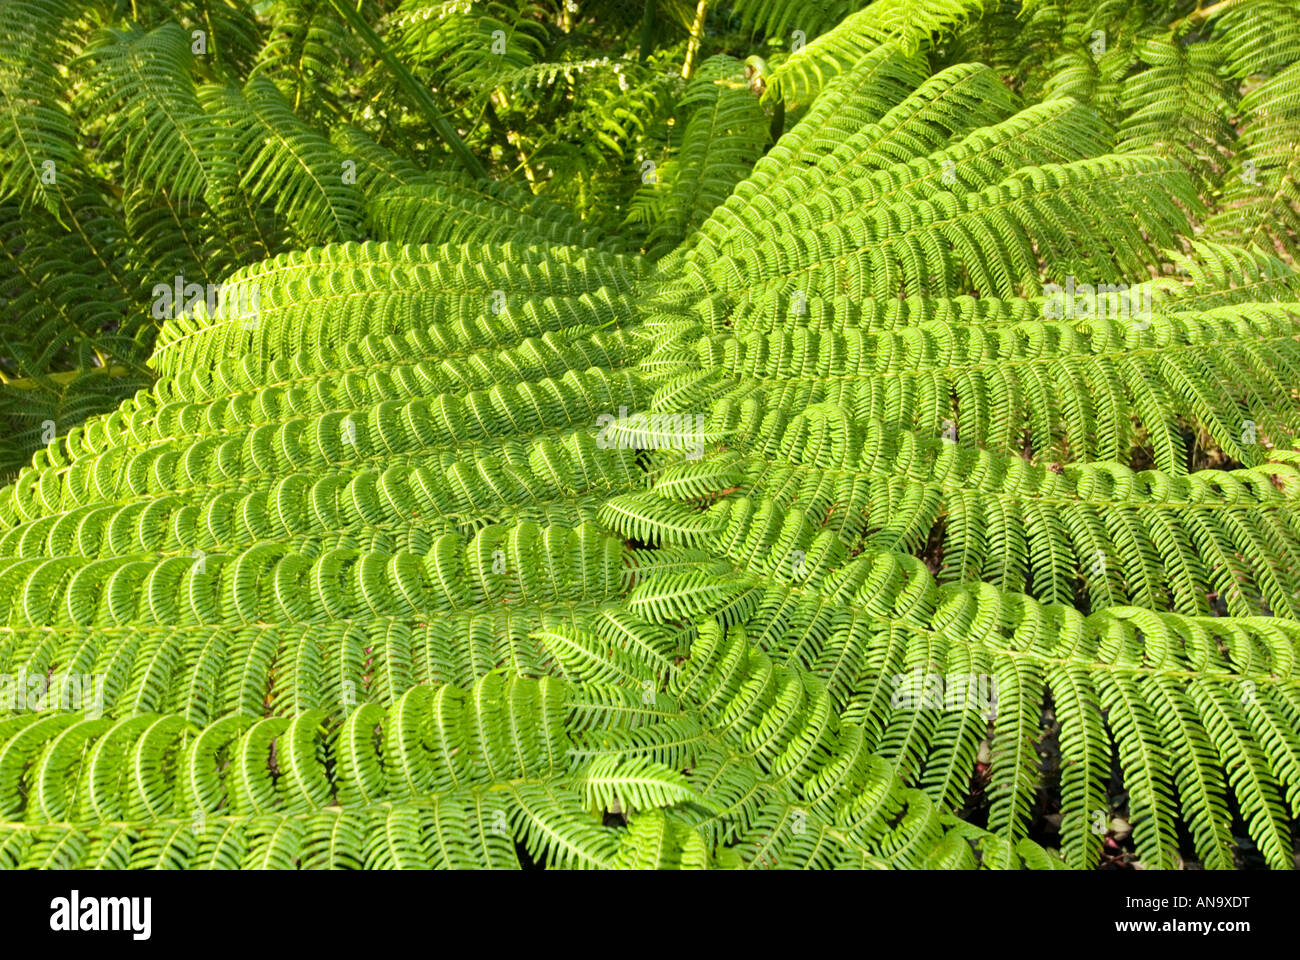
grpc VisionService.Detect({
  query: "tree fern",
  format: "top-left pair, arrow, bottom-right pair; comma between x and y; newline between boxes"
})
631,55 -> 770,258
765,0 -> 988,105
4,0 -> 1300,873
1205,60 -> 1300,261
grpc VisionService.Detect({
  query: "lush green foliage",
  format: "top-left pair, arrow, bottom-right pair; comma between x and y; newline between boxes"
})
3,0 -> 1300,870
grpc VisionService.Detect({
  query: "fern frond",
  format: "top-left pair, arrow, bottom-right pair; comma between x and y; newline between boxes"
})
1205,61 -> 1300,262
4,8 -> 1300,872
80,23 -> 217,205
766,0 -> 988,104
1115,36 -> 1236,190
203,76 -> 364,244
636,55 -> 770,258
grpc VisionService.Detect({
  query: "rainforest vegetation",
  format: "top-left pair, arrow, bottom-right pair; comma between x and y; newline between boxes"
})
2,0 -> 1300,870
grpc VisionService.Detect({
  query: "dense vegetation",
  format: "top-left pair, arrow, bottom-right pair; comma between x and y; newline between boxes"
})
2,0 -> 1300,869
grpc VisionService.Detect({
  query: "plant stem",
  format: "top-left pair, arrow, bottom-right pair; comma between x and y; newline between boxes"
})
682,0 -> 708,79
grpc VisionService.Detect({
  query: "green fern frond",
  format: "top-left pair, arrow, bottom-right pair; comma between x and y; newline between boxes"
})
4,1 -> 1300,873
1208,0 -> 1300,80
1205,60 -> 1300,262
766,0 -> 988,104
0,0 -> 80,216
202,76 -> 365,244
1115,36 -> 1236,190
80,23 -> 217,206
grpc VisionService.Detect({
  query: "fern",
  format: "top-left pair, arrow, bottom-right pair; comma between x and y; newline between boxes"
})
80,23 -> 218,207
766,0 -> 988,104
0,0 -> 449,473
1206,60 -> 1300,262
4,0 -> 1300,872
632,55 -> 771,258
1115,35 -> 1236,190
